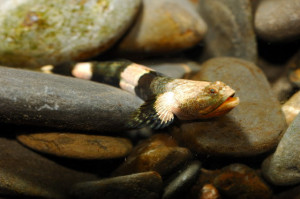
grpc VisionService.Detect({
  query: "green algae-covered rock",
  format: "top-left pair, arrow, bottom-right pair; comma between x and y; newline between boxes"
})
0,0 -> 141,68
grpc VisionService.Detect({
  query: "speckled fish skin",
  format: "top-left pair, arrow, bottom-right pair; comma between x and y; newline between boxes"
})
43,61 -> 239,129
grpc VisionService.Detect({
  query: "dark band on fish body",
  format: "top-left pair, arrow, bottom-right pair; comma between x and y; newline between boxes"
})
91,61 -> 131,87
135,71 -> 162,100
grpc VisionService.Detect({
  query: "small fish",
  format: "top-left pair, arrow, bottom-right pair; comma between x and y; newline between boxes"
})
41,61 -> 239,129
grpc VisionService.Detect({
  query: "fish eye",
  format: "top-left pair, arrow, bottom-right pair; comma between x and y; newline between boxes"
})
210,88 -> 217,94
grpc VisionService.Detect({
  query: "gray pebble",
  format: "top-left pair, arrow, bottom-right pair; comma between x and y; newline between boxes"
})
262,113 -> 300,186
0,66 -> 143,132
255,0 -> 300,41
162,161 -> 202,199
70,171 -> 163,199
199,0 -> 257,62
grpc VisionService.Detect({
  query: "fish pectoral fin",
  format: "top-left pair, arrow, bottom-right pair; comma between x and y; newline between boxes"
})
128,93 -> 175,129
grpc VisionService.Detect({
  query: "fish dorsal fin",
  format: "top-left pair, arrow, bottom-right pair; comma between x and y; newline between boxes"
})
128,92 -> 176,129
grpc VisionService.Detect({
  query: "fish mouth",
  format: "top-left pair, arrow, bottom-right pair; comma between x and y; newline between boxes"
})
200,94 -> 240,119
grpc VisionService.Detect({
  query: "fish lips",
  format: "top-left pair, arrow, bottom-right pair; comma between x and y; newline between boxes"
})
199,94 -> 240,119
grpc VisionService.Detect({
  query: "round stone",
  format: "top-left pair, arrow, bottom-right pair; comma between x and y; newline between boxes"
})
172,57 -> 286,156
0,0 -> 141,67
112,134 -> 192,176
17,132 -> 133,159
255,0 -> 300,41
116,0 -> 207,54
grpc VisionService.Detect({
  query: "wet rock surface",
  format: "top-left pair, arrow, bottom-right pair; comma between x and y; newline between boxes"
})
262,113 -> 300,186
113,134 -> 192,177
0,136 -> 98,198
162,161 -> 201,199
255,0 -> 300,41
70,171 -> 163,199
0,66 -> 143,132
0,0 -> 141,68
172,57 -> 286,156
199,0 -> 257,62
116,0 -> 207,55
17,132 -> 132,159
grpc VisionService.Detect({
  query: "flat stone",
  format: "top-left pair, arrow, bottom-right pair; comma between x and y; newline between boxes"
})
262,113 -> 300,186
213,164 -> 272,199
116,0 -> 207,54
0,137 -> 98,199
254,0 -> 300,41
70,171 -> 162,199
199,0 -> 257,62
17,132 -> 133,159
0,0 -> 141,68
162,161 -> 201,199
282,91 -> 300,125
0,66 -> 143,132
112,134 -> 192,176
172,57 -> 286,156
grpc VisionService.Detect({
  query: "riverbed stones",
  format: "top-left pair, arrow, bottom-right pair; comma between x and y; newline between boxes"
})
262,113 -> 300,186
0,66 -> 143,132
199,0 -> 257,62
116,0 -> 207,55
254,0 -> 300,42
17,132 -> 133,159
70,171 -> 163,199
0,137 -> 98,198
282,91 -> 300,125
0,0 -> 141,68
112,134 -> 192,176
172,57 -> 286,156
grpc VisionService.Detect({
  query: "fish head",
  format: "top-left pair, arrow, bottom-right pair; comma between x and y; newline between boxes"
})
175,81 -> 239,120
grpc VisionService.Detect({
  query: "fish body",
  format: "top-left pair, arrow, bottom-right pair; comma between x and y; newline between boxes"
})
43,61 -> 239,129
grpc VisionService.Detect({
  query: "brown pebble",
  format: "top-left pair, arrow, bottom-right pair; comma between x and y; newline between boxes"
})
17,132 -> 133,159
214,164 -> 272,199
112,134 -> 192,176
199,184 -> 220,199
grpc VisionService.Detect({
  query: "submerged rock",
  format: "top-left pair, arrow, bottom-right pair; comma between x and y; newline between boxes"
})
199,0 -> 257,62
0,137 -> 98,199
17,132 -> 133,159
172,57 -> 286,156
70,171 -> 163,199
255,0 -> 300,41
0,0 -> 141,67
0,66 -> 143,132
116,0 -> 207,55
112,134 -> 192,176
162,161 -> 202,199
262,113 -> 300,186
